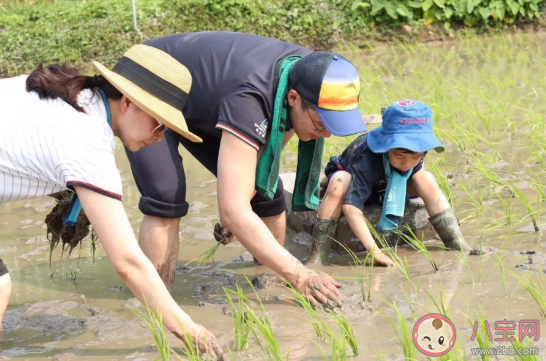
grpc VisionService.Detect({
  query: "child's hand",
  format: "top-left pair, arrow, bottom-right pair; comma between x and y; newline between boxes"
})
373,252 -> 395,267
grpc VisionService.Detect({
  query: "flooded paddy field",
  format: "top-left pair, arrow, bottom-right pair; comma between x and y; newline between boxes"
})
3,33 -> 546,360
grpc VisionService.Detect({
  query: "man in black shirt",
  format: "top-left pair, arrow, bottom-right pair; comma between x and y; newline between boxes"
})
125,31 -> 367,311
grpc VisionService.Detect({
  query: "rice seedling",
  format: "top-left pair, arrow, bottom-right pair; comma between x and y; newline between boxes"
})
396,226 -> 438,272
128,300 -> 204,361
333,238 -> 373,302
427,160 -> 454,209
185,242 -> 221,267
470,314 -> 493,361
285,283 -> 328,341
331,310 -> 359,357
423,285 -> 451,320
224,284 -> 252,350
243,277 -> 288,361
508,182 -> 540,232
515,266 -> 546,318
459,183 -> 485,215
472,157 -> 509,193
389,301 -> 417,361
494,251 -> 508,297
510,337 -> 540,361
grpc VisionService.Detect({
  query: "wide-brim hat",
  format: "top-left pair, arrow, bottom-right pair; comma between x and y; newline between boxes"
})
367,99 -> 444,153
93,44 -> 202,143
367,126 -> 445,153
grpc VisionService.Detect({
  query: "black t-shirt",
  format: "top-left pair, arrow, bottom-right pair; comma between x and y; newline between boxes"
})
144,31 -> 312,151
325,134 -> 425,212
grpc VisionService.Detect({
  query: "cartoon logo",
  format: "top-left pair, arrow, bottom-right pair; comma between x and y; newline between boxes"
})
413,313 -> 456,356
392,99 -> 418,107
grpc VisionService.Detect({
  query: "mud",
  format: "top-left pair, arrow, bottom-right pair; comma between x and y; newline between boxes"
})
45,193 -> 92,260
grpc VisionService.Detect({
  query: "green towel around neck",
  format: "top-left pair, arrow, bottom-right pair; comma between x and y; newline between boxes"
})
378,153 -> 414,231
255,55 -> 325,212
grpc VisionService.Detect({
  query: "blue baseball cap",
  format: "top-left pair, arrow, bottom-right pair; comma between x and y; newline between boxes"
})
290,52 -> 367,136
367,100 -> 444,153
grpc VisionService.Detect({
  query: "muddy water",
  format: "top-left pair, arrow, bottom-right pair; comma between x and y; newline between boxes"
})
4,33 -> 546,360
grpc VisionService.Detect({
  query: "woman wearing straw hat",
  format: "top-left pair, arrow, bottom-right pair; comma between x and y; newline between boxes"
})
0,44 -> 223,358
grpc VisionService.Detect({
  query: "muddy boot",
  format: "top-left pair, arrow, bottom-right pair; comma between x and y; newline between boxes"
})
429,208 -> 471,252
306,217 -> 338,265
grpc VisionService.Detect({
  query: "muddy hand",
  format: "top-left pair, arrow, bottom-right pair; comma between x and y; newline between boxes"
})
293,270 -> 343,310
176,323 -> 225,361
213,223 -> 235,245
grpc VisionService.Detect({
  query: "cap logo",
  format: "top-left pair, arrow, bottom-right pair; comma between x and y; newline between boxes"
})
392,99 -> 418,107
400,117 -> 429,125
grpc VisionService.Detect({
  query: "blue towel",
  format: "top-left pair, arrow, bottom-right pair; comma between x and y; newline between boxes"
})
378,154 -> 414,231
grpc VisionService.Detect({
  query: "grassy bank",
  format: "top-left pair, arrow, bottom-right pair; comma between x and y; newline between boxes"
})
1,0 -> 545,76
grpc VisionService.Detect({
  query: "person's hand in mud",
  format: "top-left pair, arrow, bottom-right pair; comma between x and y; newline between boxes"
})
213,223 -> 235,245
373,251 -> 395,267
175,323 -> 225,360
292,269 -> 343,310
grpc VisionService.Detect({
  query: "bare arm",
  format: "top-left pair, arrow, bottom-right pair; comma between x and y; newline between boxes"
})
217,131 -> 343,307
343,204 -> 394,267
74,186 -> 223,357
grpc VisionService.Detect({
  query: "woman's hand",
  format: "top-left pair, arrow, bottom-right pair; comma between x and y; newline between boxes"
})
292,269 -> 343,309
175,323 -> 225,360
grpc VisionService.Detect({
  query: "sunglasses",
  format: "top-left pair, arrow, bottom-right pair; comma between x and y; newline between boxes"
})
302,100 -> 327,132
152,121 -> 166,134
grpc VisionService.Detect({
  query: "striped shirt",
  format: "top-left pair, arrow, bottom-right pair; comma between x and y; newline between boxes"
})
0,75 -> 123,203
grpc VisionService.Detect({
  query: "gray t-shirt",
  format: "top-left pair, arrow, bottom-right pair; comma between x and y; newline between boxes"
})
145,31 -> 312,150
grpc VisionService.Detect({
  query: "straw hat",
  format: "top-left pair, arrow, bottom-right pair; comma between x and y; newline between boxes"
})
93,44 -> 202,143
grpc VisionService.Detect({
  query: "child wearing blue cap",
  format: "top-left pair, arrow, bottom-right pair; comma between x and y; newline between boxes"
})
307,99 -> 471,266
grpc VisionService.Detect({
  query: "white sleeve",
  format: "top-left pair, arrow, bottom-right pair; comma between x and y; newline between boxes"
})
56,122 -> 123,200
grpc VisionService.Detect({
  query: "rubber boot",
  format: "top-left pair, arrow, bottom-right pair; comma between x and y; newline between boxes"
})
306,217 -> 338,265
429,208 -> 471,252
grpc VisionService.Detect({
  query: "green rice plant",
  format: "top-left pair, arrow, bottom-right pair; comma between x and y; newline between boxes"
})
510,337 -> 540,361
224,284 -> 252,350
332,311 -> 359,357
427,160 -> 454,209
499,193 -> 515,226
472,157 -> 509,193
333,238 -> 373,302
459,183 -> 485,215
395,226 -> 438,272
285,283 -> 328,341
313,327 -> 348,361
128,300 -> 204,361
508,182 -> 540,232
515,267 -> 546,318
389,301 -> 417,361
423,285 -> 450,320
244,277 -> 288,361
494,251 -> 508,297
185,242 -> 221,267
470,313 -> 492,361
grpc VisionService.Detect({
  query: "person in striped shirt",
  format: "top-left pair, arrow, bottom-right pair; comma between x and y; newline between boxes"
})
0,45 -> 223,359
